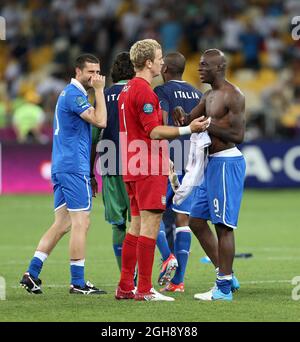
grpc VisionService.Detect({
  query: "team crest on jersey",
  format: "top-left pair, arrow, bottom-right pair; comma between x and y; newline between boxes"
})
143,103 -> 154,114
76,95 -> 87,107
161,195 -> 166,205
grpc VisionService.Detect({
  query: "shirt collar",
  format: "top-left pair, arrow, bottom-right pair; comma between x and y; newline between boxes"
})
70,78 -> 88,96
169,80 -> 186,83
115,80 -> 129,85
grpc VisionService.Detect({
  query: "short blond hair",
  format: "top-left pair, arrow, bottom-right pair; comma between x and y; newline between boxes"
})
130,39 -> 162,71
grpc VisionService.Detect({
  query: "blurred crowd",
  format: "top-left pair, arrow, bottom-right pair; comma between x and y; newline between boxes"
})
1,0 -> 300,143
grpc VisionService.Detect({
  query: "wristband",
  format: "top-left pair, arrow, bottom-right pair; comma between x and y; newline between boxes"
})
179,126 -> 192,136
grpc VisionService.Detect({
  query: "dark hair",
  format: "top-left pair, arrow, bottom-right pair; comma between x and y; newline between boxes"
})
164,52 -> 186,76
75,54 -> 100,70
111,52 -> 135,83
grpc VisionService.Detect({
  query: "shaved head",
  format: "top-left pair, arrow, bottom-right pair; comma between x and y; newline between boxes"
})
199,49 -> 227,84
203,49 -> 226,70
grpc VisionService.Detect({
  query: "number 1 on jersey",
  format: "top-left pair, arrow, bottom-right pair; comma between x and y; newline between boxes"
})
121,103 -> 127,135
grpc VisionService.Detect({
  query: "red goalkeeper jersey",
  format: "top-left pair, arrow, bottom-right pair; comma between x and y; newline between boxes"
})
118,77 -> 168,182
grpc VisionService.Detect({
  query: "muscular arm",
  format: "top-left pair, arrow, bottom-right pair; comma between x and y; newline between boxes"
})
173,92 -> 209,125
80,91 -> 107,128
208,90 -> 245,144
186,94 -> 207,124
162,110 -> 168,125
81,76 -> 107,128
150,125 -> 182,139
150,116 -> 210,139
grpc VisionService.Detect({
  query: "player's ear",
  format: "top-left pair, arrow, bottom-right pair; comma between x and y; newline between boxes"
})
75,67 -> 82,77
217,63 -> 226,72
146,59 -> 153,69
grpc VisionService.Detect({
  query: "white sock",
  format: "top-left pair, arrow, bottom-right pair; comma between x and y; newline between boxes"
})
217,273 -> 233,281
34,251 -> 48,263
70,259 -> 85,267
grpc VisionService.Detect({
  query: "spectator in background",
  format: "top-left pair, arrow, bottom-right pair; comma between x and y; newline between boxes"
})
12,91 -> 48,144
239,22 -> 263,70
222,12 -> 243,54
265,30 -> 284,70
159,12 -> 182,53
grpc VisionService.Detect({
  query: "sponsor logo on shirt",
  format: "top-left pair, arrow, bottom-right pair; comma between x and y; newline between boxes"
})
143,103 -> 154,114
76,95 -> 88,107
161,195 -> 166,205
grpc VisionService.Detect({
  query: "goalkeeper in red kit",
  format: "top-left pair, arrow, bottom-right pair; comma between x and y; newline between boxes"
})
115,39 -> 210,301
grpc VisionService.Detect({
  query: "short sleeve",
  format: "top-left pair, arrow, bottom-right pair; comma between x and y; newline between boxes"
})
154,86 -> 169,114
135,89 -> 160,136
66,92 -> 92,116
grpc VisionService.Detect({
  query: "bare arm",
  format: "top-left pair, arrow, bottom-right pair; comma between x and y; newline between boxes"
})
162,110 -> 168,125
150,116 -> 210,140
172,91 -> 209,126
80,75 -> 107,128
208,90 -> 245,144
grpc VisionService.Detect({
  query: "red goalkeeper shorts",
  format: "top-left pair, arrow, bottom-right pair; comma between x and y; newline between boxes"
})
125,175 -> 168,216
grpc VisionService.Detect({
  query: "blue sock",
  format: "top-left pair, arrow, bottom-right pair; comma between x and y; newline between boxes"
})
156,221 -> 171,261
216,272 -> 232,294
27,251 -> 48,279
27,257 -> 43,279
113,244 -> 122,258
70,260 -> 85,287
172,227 -> 191,285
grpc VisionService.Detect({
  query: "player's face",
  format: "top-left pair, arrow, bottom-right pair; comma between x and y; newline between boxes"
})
198,56 -> 217,84
76,62 -> 100,89
151,49 -> 164,77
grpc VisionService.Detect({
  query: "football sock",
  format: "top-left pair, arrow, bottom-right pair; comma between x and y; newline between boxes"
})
70,259 -> 85,288
112,224 -> 126,271
27,251 -> 48,279
137,236 -> 156,293
119,233 -> 138,291
156,221 -> 171,261
216,272 -> 232,294
172,227 -> 191,285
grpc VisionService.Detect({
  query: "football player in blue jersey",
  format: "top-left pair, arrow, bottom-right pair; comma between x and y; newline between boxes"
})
154,52 -> 203,292
20,54 -> 108,295
91,52 -> 135,272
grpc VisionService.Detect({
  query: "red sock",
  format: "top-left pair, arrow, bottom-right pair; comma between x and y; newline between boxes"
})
137,235 -> 156,293
119,233 -> 138,291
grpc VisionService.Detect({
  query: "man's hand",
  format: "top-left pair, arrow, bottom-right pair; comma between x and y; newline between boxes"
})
91,176 -> 98,197
173,106 -> 187,126
189,116 -> 211,133
169,160 -> 180,192
91,75 -> 106,91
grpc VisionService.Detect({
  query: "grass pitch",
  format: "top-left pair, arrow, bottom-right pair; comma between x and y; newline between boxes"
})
0,190 -> 299,322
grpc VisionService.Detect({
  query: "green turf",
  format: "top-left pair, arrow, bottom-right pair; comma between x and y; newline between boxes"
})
0,190 -> 300,322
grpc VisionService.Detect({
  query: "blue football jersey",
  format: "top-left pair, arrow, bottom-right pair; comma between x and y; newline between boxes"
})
51,78 -> 92,175
154,80 -> 202,172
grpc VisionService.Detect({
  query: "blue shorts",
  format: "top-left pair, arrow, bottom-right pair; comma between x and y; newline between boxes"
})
52,173 -> 92,212
165,174 -> 193,215
190,155 -> 246,229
